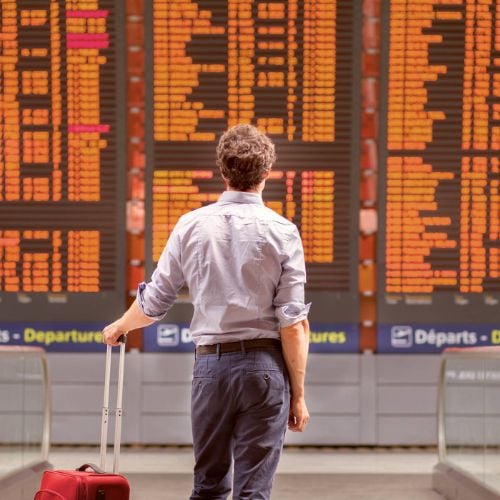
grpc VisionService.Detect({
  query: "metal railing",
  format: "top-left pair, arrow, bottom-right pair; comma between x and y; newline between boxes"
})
434,347 -> 500,500
0,346 -> 51,497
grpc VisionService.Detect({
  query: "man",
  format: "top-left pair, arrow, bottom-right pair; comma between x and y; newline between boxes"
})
103,124 -> 310,499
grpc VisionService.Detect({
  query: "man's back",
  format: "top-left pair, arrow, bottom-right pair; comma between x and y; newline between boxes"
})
145,190 -> 307,345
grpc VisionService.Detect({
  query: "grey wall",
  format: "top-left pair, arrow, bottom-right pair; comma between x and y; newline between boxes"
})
42,352 -> 443,446
375,355 -> 440,445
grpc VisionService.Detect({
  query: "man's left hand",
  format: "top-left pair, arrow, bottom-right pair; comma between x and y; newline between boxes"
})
288,395 -> 309,432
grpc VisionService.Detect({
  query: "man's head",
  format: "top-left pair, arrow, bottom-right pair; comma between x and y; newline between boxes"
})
216,124 -> 277,192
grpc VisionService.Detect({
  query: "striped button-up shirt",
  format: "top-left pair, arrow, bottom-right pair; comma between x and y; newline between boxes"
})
137,190 -> 310,346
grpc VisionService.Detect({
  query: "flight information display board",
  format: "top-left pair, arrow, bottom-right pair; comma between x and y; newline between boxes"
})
144,0 -> 361,352
0,0 -> 126,349
378,0 -> 500,352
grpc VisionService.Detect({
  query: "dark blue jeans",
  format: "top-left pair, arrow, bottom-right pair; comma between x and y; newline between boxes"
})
190,346 -> 290,500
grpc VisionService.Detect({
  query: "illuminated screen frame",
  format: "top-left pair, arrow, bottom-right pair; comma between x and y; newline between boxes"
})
144,0 -> 362,331
0,0 -> 127,322
377,0 -> 500,326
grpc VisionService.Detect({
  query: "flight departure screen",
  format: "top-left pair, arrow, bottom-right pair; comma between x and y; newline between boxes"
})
0,0 -> 125,322
378,0 -> 499,327
145,0 -> 361,329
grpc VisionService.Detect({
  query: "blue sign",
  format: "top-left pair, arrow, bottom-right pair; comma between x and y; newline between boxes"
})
143,322 -> 359,353
143,323 -> 193,353
378,324 -> 500,353
309,323 -> 359,353
0,322 -> 107,352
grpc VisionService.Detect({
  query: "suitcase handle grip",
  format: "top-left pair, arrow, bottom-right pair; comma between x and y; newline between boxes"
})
77,463 -> 106,474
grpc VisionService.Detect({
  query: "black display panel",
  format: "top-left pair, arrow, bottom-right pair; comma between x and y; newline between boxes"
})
144,0 -> 361,336
0,0 -> 126,322
378,0 -> 499,350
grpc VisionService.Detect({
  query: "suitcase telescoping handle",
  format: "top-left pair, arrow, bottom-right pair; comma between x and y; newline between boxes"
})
99,334 -> 126,474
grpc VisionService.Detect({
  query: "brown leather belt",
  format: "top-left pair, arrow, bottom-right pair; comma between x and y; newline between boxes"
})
196,338 -> 281,355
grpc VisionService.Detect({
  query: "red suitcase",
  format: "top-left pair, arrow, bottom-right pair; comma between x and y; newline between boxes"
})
36,338 -> 130,499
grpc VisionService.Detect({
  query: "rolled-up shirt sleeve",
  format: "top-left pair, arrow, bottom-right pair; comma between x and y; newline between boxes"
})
136,225 -> 185,320
273,225 -> 311,328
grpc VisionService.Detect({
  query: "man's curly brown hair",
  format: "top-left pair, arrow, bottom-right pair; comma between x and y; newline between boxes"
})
216,124 -> 277,191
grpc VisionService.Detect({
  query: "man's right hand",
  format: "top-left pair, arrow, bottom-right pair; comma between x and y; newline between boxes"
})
288,395 -> 309,432
102,319 -> 127,347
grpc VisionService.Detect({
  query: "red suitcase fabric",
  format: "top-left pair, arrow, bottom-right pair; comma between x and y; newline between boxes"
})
36,469 -> 130,500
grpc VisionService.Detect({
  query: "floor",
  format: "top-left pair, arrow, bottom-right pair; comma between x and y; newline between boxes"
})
46,446 -> 444,500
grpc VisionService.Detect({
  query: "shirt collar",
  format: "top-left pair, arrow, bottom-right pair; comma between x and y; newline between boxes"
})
218,190 -> 264,205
